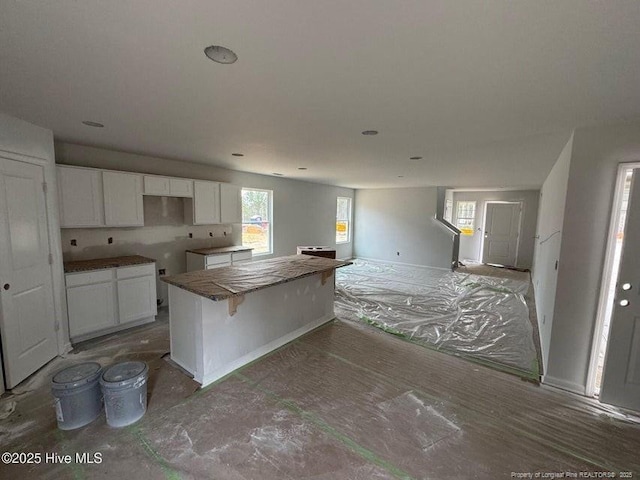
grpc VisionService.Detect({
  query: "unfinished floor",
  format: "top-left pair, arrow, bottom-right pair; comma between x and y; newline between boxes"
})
1,306 -> 639,479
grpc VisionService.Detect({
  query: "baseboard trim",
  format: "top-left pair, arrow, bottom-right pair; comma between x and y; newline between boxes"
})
542,375 -> 586,396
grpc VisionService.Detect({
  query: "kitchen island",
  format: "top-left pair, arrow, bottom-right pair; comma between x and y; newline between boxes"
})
161,255 -> 351,387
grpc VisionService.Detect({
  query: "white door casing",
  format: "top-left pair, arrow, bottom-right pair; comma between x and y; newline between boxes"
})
0,159 -> 59,388
482,202 -> 522,267
601,170 -> 640,412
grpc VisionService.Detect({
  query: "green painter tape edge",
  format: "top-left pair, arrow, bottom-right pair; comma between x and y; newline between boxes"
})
130,426 -> 182,480
54,429 -> 86,480
235,372 -> 415,480
360,315 -> 540,380
299,335 -> 613,472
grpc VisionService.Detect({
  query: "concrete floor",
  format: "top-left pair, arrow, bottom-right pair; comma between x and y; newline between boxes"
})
1,291 -> 640,478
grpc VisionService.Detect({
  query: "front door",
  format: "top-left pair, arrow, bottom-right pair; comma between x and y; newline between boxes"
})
0,158 -> 58,388
601,170 -> 640,412
482,202 -> 521,267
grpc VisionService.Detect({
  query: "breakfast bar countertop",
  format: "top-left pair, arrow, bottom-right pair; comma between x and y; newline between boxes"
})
63,255 -> 156,273
162,254 -> 351,301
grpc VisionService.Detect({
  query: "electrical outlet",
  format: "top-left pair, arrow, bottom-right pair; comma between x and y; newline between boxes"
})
189,233 -> 193,238
108,237 -> 113,244
209,232 -> 213,237
396,251 -> 400,256
159,269 -> 166,276
70,239 -> 77,246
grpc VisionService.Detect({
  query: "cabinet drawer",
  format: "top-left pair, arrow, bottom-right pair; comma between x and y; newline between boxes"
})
206,253 -> 232,266
205,262 -> 230,270
231,251 -> 252,262
117,263 -> 156,279
66,269 -> 113,287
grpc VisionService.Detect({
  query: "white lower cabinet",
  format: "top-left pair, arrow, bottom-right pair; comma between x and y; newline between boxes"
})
117,275 -> 157,324
186,250 -> 252,272
65,263 -> 157,342
67,281 -> 116,337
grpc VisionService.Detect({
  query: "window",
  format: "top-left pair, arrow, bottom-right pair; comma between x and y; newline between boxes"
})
455,201 -> 476,236
336,197 -> 352,243
241,188 -> 273,255
444,199 -> 453,223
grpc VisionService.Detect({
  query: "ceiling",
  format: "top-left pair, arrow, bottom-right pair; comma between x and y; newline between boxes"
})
2,1 -> 640,189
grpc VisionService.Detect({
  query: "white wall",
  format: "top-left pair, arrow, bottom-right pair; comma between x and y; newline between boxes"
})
55,142 -> 355,300
531,133 -> 573,374
452,190 -> 540,268
545,121 -> 640,394
353,187 -> 454,269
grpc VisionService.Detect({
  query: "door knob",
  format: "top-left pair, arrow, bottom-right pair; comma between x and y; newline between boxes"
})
3,283 -> 9,291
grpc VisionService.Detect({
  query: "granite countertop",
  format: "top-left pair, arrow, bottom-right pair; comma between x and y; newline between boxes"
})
64,255 -> 156,273
186,246 -> 254,255
162,254 -> 352,301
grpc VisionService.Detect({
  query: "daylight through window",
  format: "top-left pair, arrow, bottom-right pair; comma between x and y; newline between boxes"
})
456,201 -> 476,236
241,188 -> 273,254
336,197 -> 352,243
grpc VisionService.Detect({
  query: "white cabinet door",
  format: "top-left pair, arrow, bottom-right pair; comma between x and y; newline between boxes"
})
117,275 -> 157,324
220,183 -> 242,224
103,171 -> 144,226
143,176 -> 171,196
67,282 -> 116,338
193,181 -> 221,225
57,166 -> 104,227
170,178 -> 193,197
0,159 -> 59,388
144,176 -> 193,197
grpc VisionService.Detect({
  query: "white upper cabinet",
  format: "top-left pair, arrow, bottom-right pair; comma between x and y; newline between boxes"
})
57,166 -> 105,227
103,171 -> 144,226
170,178 -> 193,197
57,166 -> 238,228
144,175 -> 193,197
143,175 -> 170,196
220,183 -> 242,224
192,180 -> 221,225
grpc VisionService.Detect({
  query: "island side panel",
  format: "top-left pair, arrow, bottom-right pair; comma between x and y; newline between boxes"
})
199,271 -> 336,387
168,284 -> 202,378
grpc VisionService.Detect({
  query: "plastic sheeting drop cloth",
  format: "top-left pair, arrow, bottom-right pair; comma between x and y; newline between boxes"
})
335,259 -> 540,379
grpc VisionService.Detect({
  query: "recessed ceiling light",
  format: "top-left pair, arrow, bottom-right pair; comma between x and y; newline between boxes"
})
272,173 -> 284,176
204,45 -> 238,64
298,167 -> 307,170
82,121 -> 104,128
362,130 -> 378,136
409,156 -> 423,160
232,153 -> 244,157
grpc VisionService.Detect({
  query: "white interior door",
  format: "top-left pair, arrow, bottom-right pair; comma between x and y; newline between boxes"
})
601,170 -> 640,412
0,158 -> 58,388
482,202 -> 521,267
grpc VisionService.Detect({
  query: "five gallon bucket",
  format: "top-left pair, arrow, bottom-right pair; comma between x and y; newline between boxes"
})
51,362 -> 103,430
100,361 -> 149,428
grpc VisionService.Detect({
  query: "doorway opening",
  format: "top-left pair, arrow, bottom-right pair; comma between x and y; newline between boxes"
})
588,164 -> 635,397
479,201 -> 522,268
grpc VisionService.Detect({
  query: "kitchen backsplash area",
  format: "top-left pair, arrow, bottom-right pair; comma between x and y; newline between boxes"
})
61,196 -> 242,303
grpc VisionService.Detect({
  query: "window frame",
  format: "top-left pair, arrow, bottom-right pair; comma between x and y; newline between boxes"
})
455,200 -> 477,236
336,196 -> 352,244
241,187 -> 273,256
